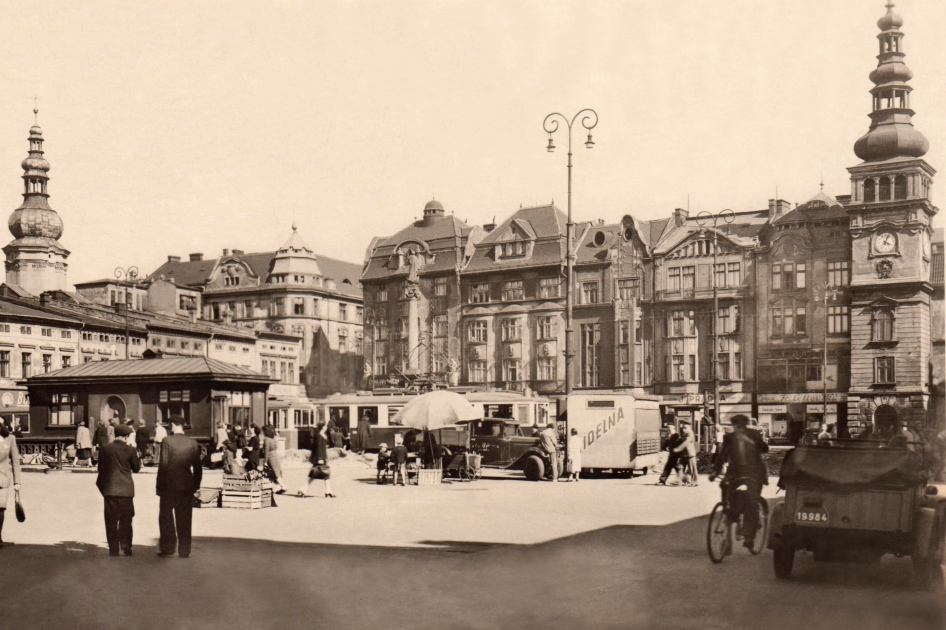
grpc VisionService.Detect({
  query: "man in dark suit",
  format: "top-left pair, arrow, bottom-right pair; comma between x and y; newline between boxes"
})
710,414 -> 769,549
135,419 -> 152,461
96,423 -> 141,557
156,415 -> 202,558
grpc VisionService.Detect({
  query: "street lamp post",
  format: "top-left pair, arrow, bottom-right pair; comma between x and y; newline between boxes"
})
813,281 -> 839,426
695,209 -> 735,442
543,109 -> 598,395
114,266 -> 139,359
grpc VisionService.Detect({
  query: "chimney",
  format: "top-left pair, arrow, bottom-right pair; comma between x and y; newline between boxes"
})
232,249 -> 244,256
189,253 -> 203,262
483,216 -> 497,232
222,249 -> 229,256
768,198 -> 791,220
39,292 -> 49,306
673,208 -> 688,227
167,255 -> 181,263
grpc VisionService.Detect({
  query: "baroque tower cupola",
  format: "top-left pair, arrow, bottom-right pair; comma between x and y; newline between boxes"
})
852,2 -> 929,163
3,110 -> 70,294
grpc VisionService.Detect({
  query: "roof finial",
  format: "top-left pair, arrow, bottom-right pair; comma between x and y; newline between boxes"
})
32,95 -> 39,125
819,174 -> 824,192
291,222 -> 298,231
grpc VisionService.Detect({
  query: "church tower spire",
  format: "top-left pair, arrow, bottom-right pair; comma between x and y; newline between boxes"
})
3,111 -> 70,295
853,2 -> 929,162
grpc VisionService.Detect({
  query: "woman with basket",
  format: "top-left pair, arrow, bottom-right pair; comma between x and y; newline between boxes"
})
297,422 -> 335,498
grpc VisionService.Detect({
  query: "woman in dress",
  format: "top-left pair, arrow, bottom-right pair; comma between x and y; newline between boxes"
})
72,420 -> 93,467
262,425 -> 286,493
0,422 -> 22,548
297,422 -> 335,498
566,427 -> 582,482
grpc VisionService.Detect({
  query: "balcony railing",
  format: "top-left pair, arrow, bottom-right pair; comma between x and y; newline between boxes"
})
655,285 -> 752,301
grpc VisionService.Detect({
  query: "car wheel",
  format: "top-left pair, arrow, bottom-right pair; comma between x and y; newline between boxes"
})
773,544 -> 794,580
523,456 -> 545,481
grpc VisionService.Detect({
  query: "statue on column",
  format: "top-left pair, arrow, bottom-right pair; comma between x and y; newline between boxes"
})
448,358 -> 459,387
407,249 -> 421,285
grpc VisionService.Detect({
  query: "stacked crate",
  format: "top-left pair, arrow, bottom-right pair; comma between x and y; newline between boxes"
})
221,474 -> 274,509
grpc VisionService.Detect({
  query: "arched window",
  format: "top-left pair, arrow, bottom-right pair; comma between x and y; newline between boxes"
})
864,179 -> 876,202
894,175 -> 907,200
879,177 -> 891,201
872,310 -> 895,341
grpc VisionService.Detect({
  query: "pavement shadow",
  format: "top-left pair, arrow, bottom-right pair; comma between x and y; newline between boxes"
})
0,516 -> 943,630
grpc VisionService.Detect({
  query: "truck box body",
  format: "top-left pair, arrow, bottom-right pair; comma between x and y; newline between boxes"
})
564,392 -> 662,472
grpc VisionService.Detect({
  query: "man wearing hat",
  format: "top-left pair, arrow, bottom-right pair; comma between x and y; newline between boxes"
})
156,415 -> 202,558
710,414 -> 768,549
95,422 -> 141,556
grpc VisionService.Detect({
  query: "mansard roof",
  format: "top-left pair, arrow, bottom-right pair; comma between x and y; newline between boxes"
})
148,251 -> 363,299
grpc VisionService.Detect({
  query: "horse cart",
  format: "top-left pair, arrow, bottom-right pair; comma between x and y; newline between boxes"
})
767,444 -> 945,589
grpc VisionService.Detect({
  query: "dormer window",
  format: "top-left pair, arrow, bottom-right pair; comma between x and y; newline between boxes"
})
499,241 -> 527,258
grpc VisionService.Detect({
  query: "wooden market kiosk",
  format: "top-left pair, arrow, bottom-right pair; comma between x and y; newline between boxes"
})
23,352 -> 274,453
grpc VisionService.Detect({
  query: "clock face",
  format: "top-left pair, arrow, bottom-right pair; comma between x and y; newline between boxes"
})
874,230 -> 897,254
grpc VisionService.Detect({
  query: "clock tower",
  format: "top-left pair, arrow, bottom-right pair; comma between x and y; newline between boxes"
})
846,2 -> 938,432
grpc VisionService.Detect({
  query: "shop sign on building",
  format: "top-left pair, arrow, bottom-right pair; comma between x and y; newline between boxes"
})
806,404 -> 837,413
757,393 -> 847,404
758,404 -> 787,414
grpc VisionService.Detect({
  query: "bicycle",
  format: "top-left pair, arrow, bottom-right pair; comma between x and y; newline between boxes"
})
706,475 -> 769,563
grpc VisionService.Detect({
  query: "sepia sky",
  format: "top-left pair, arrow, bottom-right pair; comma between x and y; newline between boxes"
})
0,0 -> 943,287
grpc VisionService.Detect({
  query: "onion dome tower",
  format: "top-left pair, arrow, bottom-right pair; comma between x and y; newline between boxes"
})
845,3 -> 938,431
3,111 -> 70,295
852,2 -> 929,163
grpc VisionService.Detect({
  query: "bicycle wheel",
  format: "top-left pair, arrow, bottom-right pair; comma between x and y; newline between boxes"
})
750,499 -> 769,555
707,502 -> 731,564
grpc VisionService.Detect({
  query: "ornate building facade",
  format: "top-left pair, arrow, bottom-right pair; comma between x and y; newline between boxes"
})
360,200 -> 482,389
139,226 -> 363,398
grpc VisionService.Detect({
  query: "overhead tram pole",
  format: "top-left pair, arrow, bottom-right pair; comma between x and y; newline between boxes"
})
114,266 -> 139,359
696,209 -> 735,441
813,281 -> 839,426
543,109 -> 598,395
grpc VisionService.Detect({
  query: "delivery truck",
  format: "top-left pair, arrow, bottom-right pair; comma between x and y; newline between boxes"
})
560,390 -> 663,477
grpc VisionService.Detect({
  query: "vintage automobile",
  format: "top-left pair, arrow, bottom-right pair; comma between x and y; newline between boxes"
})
452,418 -> 558,481
767,443 -> 946,589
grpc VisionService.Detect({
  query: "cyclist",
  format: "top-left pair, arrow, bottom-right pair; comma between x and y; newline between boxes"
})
709,414 -> 768,549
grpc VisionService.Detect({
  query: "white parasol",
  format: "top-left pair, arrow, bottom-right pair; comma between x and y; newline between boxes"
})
391,390 -> 480,431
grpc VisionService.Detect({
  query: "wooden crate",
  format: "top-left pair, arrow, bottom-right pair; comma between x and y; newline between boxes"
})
417,468 -> 442,486
221,487 -> 273,509
222,474 -> 268,492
